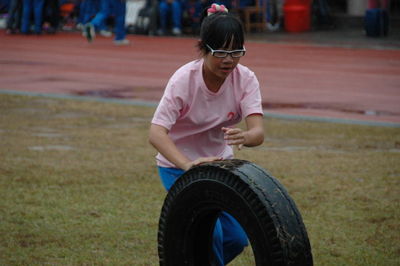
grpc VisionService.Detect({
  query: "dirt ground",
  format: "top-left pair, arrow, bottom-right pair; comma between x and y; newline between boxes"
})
0,31 -> 399,124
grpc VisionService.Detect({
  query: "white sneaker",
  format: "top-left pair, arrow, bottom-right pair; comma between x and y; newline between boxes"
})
157,29 -> 166,36
172,27 -> 182,36
267,22 -> 280,32
100,30 -> 112,37
113,39 -> 130,46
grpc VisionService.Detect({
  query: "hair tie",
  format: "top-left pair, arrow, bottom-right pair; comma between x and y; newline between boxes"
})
207,3 -> 229,16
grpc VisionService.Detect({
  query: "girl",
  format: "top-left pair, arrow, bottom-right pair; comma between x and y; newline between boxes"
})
149,3 -> 264,265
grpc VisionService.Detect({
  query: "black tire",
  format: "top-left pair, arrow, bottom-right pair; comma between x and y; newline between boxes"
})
158,159 -> 313,266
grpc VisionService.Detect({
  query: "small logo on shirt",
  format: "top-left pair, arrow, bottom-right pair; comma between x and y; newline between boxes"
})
227,112 -> 235,120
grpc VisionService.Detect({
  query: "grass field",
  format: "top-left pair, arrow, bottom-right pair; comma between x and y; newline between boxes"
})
0,94 -> 399,265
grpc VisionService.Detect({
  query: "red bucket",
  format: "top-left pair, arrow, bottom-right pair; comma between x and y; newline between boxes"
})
283,4 -> 311,33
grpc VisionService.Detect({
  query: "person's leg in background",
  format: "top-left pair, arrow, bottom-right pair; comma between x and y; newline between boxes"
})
112,0 -> 129,44
170,0 -> 182,35
84,0 -> 110,42
266,0 -> 281,31
90,0 -> 110,32
20,0 -> 32,34
6,0 -> 22,33
96,0 -> 113,36
158,0 -> 169,35
6,0 -> 17,33
21,0 -> 44,34
78,0 -> 99,29
43,0 -> 59,33
148,0 -> 159,35
32,0 -> 44,34
77,0 -> 89,27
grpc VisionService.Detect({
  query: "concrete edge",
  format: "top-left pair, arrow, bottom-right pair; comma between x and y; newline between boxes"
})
1,89 -> 399,128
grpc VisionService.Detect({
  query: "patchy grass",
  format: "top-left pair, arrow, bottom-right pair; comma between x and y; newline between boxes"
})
0,94 -> 399,265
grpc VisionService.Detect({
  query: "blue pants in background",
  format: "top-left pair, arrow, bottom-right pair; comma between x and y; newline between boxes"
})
158,166 -> 249,265
6,0 -> 22,31
79,0 -> 100,25
159,0 -> 182,32
90,0 -> 126,41
21,0 -> 44,34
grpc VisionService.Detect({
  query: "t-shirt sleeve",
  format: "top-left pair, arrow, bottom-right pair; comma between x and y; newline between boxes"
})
151,78 -> 184,131
240,71 -> 263,118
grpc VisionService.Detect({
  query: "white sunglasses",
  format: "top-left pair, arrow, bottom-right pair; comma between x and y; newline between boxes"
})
206,44 -> 246,58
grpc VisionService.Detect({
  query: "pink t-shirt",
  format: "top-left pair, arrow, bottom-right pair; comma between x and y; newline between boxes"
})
151,58 -> 263,168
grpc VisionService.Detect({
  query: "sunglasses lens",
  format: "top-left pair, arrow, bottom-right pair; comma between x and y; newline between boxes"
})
232,51 -> 245,57
214,52 -> 228,57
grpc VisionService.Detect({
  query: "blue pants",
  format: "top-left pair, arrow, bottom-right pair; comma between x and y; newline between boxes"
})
21,0 -> 44,34
6,0 -> 22,31
79,0 -> 100,25
158,167 -> 249,265
90,0 -> 126,40
159,0 -> 182,31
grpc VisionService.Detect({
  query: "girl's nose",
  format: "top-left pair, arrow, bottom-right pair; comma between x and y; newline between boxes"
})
222,54 -> 234,62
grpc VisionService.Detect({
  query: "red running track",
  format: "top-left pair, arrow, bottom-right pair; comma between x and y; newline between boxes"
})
1,31 -> 399,124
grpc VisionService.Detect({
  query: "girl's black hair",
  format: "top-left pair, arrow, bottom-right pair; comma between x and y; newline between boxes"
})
197,8 -> 245,54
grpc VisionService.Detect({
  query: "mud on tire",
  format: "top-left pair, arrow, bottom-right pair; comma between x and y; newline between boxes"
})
158,159 -> 313,265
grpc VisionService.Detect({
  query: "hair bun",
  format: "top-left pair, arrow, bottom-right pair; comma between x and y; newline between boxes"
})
207,3 -> 229,16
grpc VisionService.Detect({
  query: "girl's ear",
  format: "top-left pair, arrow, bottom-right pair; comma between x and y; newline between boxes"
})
198,39 -> 204,49
197,40 -> 206,56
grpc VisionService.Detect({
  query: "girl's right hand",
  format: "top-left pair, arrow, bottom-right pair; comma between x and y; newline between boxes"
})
183,157 -> 223,171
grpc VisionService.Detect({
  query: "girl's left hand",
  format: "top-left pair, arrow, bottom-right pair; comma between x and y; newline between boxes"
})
222,127 -> 246,150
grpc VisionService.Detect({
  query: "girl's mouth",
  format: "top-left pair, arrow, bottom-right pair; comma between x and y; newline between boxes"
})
220,67 -> 232,73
